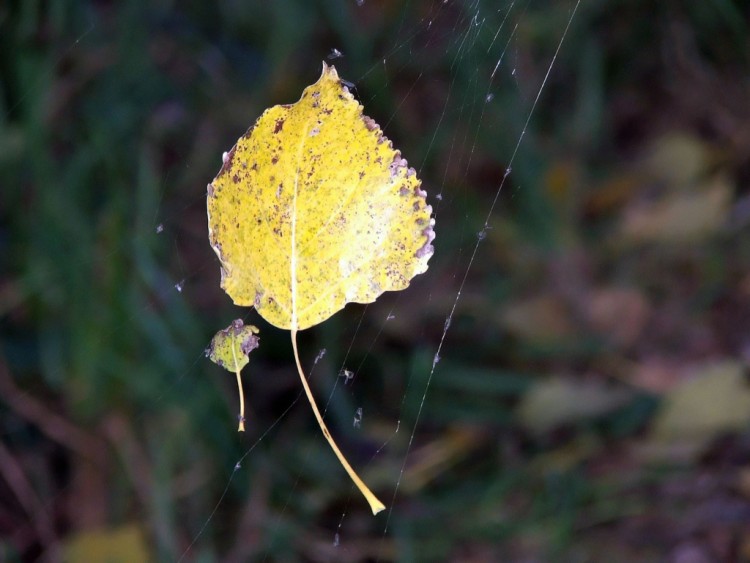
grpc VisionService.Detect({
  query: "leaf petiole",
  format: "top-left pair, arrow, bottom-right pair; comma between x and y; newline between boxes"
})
291,330 -> 385,515
230,340 -> 246,432
235,367 -> 246,432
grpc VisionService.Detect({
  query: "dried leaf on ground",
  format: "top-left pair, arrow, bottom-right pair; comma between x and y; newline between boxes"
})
643,132 -> 712,189
650,361 -> 750,446
501,295 -> 575,342
517,377 -> 631,434
63,524 -> 151,563
619,175 -> 732,244
587,287 -> 649,348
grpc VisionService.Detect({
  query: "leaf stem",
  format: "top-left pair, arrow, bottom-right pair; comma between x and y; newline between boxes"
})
235,368 -> 245,432
291,330 -> 385,515
231,342 -> 246,432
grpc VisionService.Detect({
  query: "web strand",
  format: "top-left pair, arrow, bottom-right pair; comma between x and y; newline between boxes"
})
378,0 -> 581,544
2,2 -> 584,558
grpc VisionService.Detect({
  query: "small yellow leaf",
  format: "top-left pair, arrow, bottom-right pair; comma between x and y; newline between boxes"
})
207,62 -> 435,331
207,319 -> 259,432
206,319 -> 259,373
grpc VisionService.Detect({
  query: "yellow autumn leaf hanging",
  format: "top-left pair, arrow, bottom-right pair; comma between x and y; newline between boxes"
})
208,63 -> 434,331
207,63 -> 435,514
206,320 -> 259,432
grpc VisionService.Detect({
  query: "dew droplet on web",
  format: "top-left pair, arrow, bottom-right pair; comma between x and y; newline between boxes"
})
477,229 -> 487,241
444,318 -> 451,331
435,193 -> 443,201
387,313 -> 396,321
353,407 -> 363,428
432,353 -> 440,368
222,151 -> 229,164
175,280 -> 185,292
504,166 -> 512,177
339,368 -> 354,383
314,348 -> 327,364
155,223 -> 164,234
327,48 -> 343,60
234,462 -> 241,470
333,533 -> 340,546
485,93 -> 494,103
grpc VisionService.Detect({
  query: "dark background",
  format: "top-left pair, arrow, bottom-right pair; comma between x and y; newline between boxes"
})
2,1 -> 750,561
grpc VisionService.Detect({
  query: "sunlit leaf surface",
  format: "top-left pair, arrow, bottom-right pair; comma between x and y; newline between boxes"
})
207,63 -> 435,331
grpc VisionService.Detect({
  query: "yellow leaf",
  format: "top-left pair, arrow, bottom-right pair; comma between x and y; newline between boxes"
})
63,524 -> 150,563
619,175 -> 732,244
207,62 -> 435,331
206,63 -> 436,515
650,361 -> 750,446
206,320 -> 259,431
207,319 -> 259,373
517,377 -> 631,434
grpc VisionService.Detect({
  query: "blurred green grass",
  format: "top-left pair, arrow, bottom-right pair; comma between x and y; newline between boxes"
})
2,0 -> 750,561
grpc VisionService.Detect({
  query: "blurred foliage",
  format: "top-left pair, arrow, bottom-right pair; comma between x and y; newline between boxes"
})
1,0 -> 750,561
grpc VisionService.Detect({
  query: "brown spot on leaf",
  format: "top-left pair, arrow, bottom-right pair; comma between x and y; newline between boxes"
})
240,333 -> 260,355
220,147 -> 236,174
274,118 -> 285,134
416,219 -> 436,259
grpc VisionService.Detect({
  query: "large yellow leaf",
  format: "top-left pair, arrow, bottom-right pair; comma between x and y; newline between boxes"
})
207,62 -> 435,331
206,63 -> 436,515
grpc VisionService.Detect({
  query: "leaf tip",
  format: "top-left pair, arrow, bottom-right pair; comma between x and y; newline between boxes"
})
321,60 -> 338,81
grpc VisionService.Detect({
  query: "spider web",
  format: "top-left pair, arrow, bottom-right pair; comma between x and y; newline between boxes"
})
0,1 -> 582,560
